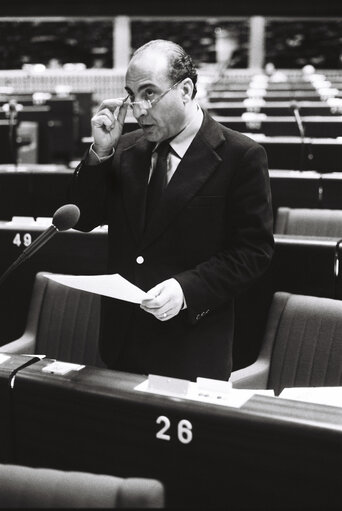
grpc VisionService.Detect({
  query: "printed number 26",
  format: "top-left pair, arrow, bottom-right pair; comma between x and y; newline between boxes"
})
156,416 -> 193,444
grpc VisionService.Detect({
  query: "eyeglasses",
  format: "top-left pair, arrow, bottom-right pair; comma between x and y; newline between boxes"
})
124,78 -> 184,111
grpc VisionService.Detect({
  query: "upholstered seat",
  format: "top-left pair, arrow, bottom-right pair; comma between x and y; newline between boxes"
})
0,463 -> 164,508
275,207 -> 342,237
230,291 -> 342,395
0,272 -> 104,368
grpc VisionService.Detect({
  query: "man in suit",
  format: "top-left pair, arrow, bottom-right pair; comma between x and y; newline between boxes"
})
71,39 -> 274,381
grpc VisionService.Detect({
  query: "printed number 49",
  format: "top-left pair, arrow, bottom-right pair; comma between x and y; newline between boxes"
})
12,233 -> 32,247
156,416 -> 193,444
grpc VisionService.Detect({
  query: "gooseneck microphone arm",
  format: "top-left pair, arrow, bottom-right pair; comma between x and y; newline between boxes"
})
291,100 -> 306,171
0,204 -> 80,287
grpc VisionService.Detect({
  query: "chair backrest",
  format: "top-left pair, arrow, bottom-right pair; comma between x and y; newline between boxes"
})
275,207 -> 342,236
0,463 -> 164,508
32,272 -> 104,367
264,292 -> 342,394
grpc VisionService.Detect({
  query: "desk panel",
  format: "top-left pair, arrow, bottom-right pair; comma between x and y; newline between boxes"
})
207,91 -> 332,102
269,170 -> 322,214
204,101 -> 337,117
321,172 -> 342,209
11,360 -> 342,509
0,165 -> 73,219
0,100 -> 75,164
0,354 -> 41,463
254,136 -> 342,171
273,235 -> 338,298
215,116 -> 342,138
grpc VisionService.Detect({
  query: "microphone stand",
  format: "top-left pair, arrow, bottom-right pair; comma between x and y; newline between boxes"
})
5,99 -> 19,167
0,204 -> 80,288
292,101 -> 306,171
0,225 -> 58,287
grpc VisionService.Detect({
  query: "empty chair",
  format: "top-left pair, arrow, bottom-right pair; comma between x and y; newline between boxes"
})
230,292 -> 342,395
0,463 -> 164,508
0,272 -> 104,368
275,207 -> 342,237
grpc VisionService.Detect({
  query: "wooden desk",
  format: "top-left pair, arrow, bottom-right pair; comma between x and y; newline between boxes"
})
203,100 -> 340,116
214,115 -> 342,137
7,358 -> 342,509
0,164 -> 73,219
249,135 -> 342,171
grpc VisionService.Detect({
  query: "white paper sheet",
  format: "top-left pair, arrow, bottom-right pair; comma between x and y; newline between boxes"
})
279,386 -> 342,408
134,376 -> 274,408
46,273 -> 153,304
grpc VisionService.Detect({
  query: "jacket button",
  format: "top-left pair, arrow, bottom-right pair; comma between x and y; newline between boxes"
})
136,256 -> 144,264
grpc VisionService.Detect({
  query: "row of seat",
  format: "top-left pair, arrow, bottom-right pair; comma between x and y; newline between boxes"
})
2,270 -> 342,394
0,350 -> 342,511
1,211 -> 342,371
207,90 -> 342,102
0,463 -> 164,509
0,92 -> 93,164
212,115 -> 342,137
204,101 -> 342,116
1,166 -> 342,221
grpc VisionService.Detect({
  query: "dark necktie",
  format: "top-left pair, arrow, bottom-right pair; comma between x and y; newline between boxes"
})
145,140 -> 170,224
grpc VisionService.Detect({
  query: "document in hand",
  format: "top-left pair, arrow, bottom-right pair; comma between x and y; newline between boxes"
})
46,273 -> 153,304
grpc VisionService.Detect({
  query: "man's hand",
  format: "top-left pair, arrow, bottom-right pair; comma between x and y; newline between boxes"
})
91,98 -> 129,157
140,278 -> 185,321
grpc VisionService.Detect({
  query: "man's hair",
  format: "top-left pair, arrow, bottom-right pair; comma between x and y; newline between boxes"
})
132,40 -> 198,98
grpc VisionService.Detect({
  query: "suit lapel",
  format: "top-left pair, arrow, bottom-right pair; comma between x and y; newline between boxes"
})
142,113 -> 225,249
120,136 -> 153,242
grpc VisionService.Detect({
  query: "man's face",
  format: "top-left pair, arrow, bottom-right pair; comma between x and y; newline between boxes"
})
125,50 -> 187,142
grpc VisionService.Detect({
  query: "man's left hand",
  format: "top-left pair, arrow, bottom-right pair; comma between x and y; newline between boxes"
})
140,278 -> 185,321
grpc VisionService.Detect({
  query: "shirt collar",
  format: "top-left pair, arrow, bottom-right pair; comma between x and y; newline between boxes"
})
154,104 -> 203,159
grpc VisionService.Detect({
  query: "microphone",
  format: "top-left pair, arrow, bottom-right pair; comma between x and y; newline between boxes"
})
3,99 -> 21,165
291,100 -> 305,139
290,100 -> 307,170
0,204 -> 80,286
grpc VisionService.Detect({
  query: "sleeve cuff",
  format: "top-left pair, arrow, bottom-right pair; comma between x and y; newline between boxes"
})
87,143 -> 114,165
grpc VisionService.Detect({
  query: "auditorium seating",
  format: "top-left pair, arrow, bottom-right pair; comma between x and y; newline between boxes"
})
0,272 -> 104,368
0,354 -> 40,463
254,136 -> 342,171
269,170 -> 322,219
275,207 -> 342,236
0,464 -> 165,508
0,164 -> 74,220
213,115 -> 342,137
233,234 -> 341,369
2,166 -> 342,228
320,172 -> 342,208
207,90 -> 332,102
0,92 -> 93,163
231,292 -> 342,395
5,356 -> 341,509
203,101 -> 342,116
0,220 -> 107,343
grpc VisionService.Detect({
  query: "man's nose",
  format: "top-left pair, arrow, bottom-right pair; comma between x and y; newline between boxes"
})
132,103 -> 149,118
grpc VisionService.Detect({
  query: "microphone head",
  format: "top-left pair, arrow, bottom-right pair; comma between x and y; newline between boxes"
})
52,204 -> 80,231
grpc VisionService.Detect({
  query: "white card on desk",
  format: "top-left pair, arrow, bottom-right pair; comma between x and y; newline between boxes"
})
279,386 -> 342,408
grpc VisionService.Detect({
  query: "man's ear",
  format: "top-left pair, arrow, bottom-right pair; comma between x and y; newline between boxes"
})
181,78 -> 194,103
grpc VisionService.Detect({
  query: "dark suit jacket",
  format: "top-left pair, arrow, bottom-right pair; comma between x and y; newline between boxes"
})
71,110 -> 274,381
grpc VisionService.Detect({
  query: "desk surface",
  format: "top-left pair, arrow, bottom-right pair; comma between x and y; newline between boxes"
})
9,358 -> 342,509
